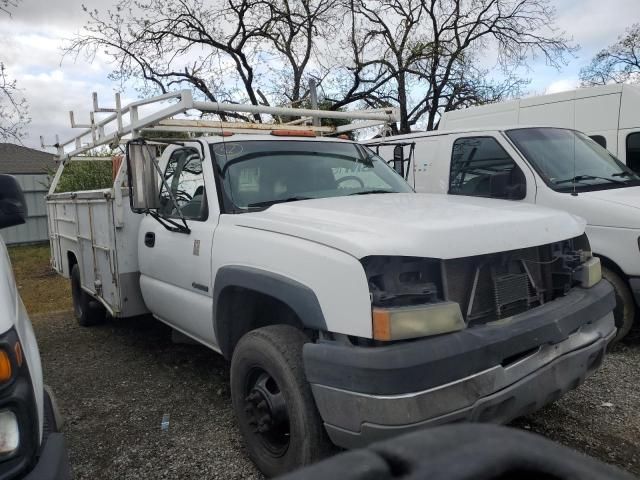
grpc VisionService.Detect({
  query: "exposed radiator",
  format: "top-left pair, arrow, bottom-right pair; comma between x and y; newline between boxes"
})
493,272 -> 530,319
444,245 -> 554,325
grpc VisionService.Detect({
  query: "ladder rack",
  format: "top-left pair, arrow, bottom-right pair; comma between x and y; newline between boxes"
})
41,90 -> 398,161
42,90 -> 398,197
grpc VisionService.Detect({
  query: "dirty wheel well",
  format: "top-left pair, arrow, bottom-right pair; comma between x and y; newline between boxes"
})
216,286 -> 306,359
595,254 -> 627,281
67,251 -> 78,274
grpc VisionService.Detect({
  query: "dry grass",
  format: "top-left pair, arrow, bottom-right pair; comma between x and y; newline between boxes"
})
8,244 -> 71,315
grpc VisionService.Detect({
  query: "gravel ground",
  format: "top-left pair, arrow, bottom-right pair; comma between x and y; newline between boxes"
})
32,311 -> 639,479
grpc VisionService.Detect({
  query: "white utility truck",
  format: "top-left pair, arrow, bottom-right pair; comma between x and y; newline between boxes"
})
46,91 -> 615,476
368,126 -> 640,342
440,84 -> 640,173
0,175 -> 70,479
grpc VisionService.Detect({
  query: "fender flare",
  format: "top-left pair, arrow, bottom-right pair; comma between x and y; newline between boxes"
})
213,266 -> 327,357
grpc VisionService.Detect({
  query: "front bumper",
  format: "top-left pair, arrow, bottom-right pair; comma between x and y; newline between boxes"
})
23,388 -> 71,480
304,281 -> 616,449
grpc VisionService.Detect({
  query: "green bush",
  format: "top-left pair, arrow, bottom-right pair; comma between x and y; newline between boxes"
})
55,161 -> 113,193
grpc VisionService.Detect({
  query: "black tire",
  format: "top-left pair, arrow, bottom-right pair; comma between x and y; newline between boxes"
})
70,264 -> 105,327
230,325 -> 331,477
602,266 -> 635,344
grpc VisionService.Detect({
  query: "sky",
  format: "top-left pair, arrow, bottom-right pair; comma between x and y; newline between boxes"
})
1,0 -> 640,150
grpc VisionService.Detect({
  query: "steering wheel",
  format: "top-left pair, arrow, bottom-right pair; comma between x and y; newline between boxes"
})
336,176 -> 365,188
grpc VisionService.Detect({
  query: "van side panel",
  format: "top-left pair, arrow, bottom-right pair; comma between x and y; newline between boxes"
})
519,101 -> 574,128
411,137 -> 448,193
620,85 -> 640,130
575,94 -> 621,134
440,100 -> 520,130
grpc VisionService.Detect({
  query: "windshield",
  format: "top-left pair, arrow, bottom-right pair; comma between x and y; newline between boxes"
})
210,140 -> 412,211
506,128 -> 640,192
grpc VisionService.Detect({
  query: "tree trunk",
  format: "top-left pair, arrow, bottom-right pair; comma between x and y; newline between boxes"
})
397,73 -> 410,134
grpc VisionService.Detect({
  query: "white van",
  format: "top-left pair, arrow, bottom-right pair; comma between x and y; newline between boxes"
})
440,84 -> 640,173
0,174 -> 70,479
367,126 -> 640,342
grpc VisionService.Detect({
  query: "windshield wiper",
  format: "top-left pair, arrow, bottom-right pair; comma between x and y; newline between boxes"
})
348,189 -> 394,195
248,196 -> 312,208
554,175 -> 626,186
611,171 -> 640,181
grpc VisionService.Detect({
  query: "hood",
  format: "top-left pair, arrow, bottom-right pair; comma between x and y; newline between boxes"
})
552,187 -> 640,229
584,186 -> 640,210
229,193 -> 585,259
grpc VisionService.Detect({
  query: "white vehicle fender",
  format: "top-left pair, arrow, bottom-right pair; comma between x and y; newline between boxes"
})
211,220 -> 372,354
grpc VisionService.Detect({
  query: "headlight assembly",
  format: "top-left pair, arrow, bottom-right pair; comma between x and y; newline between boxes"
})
0,410 -> 19,455
361,256 -> 466,341
372,302 -> 465,341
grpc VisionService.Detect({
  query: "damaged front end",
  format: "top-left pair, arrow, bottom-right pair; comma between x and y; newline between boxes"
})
361,234 -> 602,340
304,235 -> 614,449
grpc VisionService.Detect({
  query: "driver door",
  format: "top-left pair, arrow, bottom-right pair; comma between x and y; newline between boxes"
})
138,145 -> 218,346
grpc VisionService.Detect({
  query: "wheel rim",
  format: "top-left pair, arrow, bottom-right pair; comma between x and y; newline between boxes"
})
243,368 -> 290,457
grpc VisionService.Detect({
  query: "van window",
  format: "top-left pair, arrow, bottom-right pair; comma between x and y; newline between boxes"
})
627,132 -> 640,173
507,128 -> 640,193
449,137 -> 526,200
590,135 -> 607,149
159,148 -> 208,220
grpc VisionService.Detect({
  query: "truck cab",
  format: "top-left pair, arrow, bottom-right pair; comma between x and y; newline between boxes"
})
369,126 -> 640,342
0,175 -> 70,479
45,91 -> 617,476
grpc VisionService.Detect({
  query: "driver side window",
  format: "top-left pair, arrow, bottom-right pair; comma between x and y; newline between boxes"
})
159,148 -> 208,221
449,137 -> 526,200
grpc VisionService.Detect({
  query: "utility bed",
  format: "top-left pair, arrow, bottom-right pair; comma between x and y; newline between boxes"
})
47,187 -> 148,318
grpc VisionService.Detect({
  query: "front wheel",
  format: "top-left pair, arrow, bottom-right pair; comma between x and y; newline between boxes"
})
230,325 -> 331,477
602,266 -> 635,344
70,264 -> 105,327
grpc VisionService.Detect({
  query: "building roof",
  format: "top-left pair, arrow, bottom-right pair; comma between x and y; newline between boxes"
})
0,143 -> 56,175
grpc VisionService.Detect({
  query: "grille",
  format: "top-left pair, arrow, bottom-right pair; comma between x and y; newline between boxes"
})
444,245 -> 556,325
493,273 -> 530,318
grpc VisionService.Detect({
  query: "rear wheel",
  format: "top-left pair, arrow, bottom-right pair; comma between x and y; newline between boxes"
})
602,266 -> 635,344
230,325 -> 331,477
70,264 -> 105,327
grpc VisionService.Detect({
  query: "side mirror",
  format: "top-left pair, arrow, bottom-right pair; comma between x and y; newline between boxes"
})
392,145 -> 405,176
489,171 -> 526,200
126,140 -> 160,212
0,175 -> 27,230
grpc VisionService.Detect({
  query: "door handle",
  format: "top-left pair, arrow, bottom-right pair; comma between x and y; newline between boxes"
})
144,232 -> 155,247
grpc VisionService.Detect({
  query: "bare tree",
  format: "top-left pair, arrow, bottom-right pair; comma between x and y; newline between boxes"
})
580,24 -> 640,86
0,0 -> 29,142
326,0 -> 573,132
251,0 -> 339,105
67,0 -> 268,120
435,57 -> 529,121
68,0 -> 572,133
0,63 -> 29,142
0,0 -> 18,15
324,0 -> 427,132
67,0 -> 337,121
